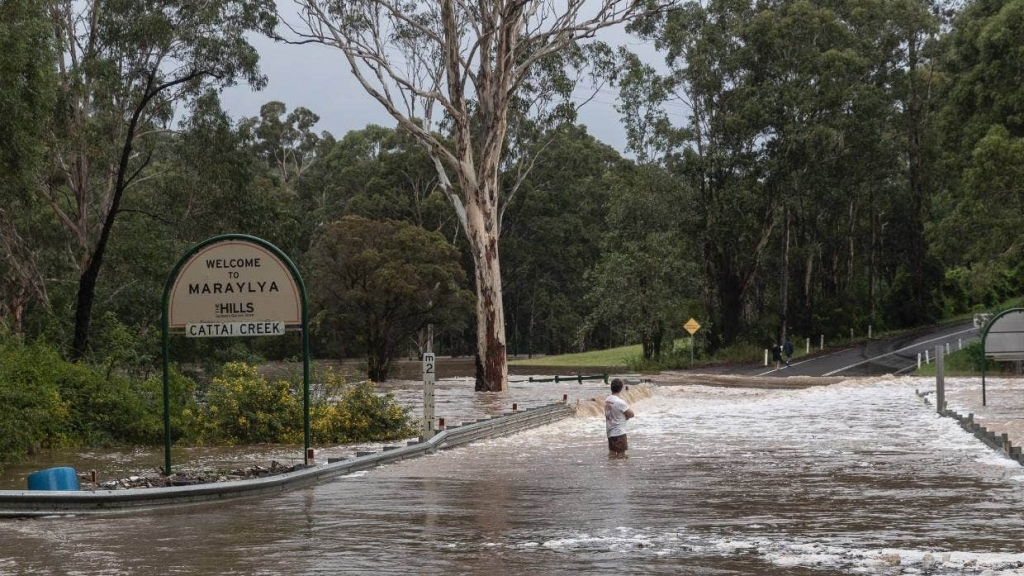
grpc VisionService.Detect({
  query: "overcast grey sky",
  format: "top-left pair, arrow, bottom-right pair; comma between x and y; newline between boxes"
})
218,24 -> 663,155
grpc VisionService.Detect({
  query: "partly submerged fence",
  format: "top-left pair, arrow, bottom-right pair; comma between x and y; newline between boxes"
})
0,402 -> 574,517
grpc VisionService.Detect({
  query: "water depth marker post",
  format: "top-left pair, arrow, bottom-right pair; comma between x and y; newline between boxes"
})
161,234 -> 311,476
422,324 -> 436,440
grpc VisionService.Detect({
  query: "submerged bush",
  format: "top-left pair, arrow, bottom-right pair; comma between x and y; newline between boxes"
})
0,339 -> 74,469
190,362 -> 302,445
311,369 -> 415,444
187,362 -> 414,446
0,341 -> 415,472
0,330 -> 203,471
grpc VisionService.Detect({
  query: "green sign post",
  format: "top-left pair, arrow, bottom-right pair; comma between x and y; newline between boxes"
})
161,234 -> 311,476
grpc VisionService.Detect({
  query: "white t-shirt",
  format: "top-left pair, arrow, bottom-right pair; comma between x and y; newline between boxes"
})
605,394 -> 630,438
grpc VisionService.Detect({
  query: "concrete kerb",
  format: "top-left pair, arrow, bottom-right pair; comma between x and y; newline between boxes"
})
916,389 -> 1024,465
0,402 -> 574,518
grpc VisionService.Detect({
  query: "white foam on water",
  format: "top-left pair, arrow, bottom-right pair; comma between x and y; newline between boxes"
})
496,524 -> 1024,574
451,376 -> 1024,574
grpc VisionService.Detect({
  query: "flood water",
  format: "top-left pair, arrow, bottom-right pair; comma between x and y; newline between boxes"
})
4,376 -> 1024,575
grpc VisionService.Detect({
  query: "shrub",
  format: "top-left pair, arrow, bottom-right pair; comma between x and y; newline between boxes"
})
0,338 -> 74,470
192,362 -> 302,445
54,360 -> 158,446
138,368 -> 199,444
90,311 -> 159,380
311,369 -> 415,444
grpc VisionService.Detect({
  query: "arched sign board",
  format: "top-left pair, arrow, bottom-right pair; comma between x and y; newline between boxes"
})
168,240 -> 302,335
981,308 -> 1024,406
162,235 -> 311,475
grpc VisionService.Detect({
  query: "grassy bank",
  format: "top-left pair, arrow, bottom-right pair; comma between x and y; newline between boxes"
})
509,338 -> 767,371
509,342 -> 649,369
912,341 -> 1023,378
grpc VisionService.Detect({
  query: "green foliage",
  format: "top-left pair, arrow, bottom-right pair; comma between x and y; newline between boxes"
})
184,362 -> 415,446
190,362 -> 301,445
500,125 -> 625,355
311,369 -> 415,444
915,342 -> 988,375
90,312 -> 160,379
0,337 -> 73,470
931,0 -> 1024,312
139,368 -> 198,443
624,0 -> 945,348
295,125 -> 455,241
585,164 -> 696,359
240,101 -> 322,191
54,358 -> 161,446
0,0 -> 54,196
962,342 -> 988,372
0,0 -> 57,332
308,216 -> 473,380
0,332 -> 198,470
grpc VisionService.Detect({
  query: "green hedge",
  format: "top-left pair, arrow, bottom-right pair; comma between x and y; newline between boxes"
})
0,339 -> 74,467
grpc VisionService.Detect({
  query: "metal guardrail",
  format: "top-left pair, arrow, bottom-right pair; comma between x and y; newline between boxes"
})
0,402 -> 574,517
916,389 -> 1024,465
524,374 -> 608,384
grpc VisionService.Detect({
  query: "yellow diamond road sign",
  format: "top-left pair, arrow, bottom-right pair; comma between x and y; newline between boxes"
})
684,318 -> 701,335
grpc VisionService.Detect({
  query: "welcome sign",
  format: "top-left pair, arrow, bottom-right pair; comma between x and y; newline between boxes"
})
167,239 -> 301,334
161,234 -> 312,474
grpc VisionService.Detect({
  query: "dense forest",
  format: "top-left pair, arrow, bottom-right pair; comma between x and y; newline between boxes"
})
1,0 -> 1021,386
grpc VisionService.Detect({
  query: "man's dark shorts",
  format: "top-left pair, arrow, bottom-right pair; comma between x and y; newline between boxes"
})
608,434 -> 628,453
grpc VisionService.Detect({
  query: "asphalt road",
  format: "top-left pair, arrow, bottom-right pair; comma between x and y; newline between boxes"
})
717,320 -> 981,378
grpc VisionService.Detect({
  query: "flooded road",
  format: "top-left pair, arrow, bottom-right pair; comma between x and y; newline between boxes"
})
4,376 -> 1024,574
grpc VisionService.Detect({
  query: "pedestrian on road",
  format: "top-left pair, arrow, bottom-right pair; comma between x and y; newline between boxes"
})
605,378 -> 634,457
771,342 -> 782,370
783,338 -> 794,367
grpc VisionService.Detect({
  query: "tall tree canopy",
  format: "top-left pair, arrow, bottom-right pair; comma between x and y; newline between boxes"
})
288,0 -> 659,390
0,0 -> 55,335
308,216 -> 473,381
931,0 -> 1024,305
42,0 -> 276,358
623,0 -> 943,348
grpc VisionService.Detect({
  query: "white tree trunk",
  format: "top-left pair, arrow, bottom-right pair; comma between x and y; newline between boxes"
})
464,177 -> 507,391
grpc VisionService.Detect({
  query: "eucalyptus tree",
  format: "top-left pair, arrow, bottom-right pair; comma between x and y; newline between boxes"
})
625,0 -> 777,350
287,0 -> 663,391
295,125 -> 455,241
880,0 -> 944,326
743,0 -> 912,336
931,0 -> 1024,304
42,0 -> 276,359
239,101 -> 324,189
499,124 -> 625,356
625,0 -> 948,345
0,0 -> 55,336
585,164 -> 695,360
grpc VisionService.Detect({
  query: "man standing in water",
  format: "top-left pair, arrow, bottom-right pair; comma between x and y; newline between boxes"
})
605,378 -> 635,457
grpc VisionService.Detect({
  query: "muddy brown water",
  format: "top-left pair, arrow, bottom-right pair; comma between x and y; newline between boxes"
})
3,375 -> 1024,575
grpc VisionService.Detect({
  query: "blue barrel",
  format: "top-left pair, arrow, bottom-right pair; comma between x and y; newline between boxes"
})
27,467 -> 80,491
